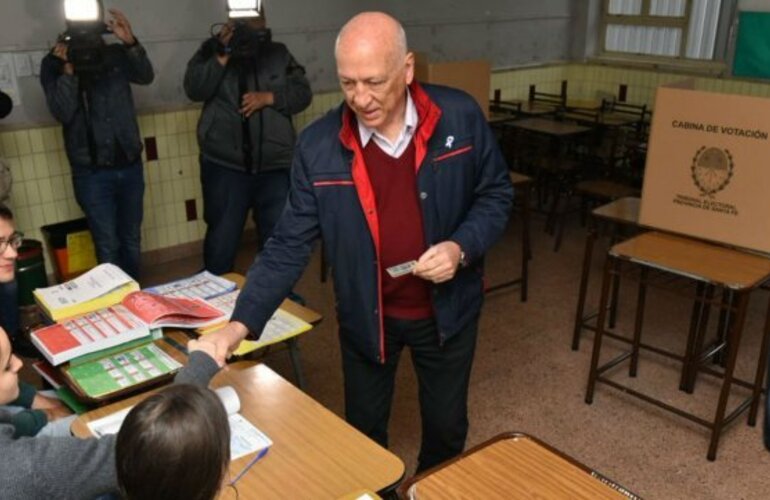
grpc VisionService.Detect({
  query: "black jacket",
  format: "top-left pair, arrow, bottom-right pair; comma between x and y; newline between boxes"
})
40,42 -> 154,168
184,37 -> 312,173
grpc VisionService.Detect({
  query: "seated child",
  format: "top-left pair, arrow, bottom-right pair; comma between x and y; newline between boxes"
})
116,384 -> 231,500
0,326 -> 70,439
1,321 -> 230,500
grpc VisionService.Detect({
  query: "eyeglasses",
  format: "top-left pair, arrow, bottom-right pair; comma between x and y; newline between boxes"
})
0,232 -> 23,254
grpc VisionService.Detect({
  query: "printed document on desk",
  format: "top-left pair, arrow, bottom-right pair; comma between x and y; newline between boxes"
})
31,292 -> 226,366
145,271 -> 237,300
34,263 -> 139,321
87,385 -> 272,461
199,290 -> 312,355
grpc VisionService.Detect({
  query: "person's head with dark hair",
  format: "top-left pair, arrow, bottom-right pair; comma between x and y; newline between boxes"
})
0,203 -> 13,222
115,384 -> 231,500
0,203 -> 20,283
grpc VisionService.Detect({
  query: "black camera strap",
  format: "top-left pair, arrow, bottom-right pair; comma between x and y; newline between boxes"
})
235,47 -> 266,175
78,78 -> 99,167
237,61 -> 253,174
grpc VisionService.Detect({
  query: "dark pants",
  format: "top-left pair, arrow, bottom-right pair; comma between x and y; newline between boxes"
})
200,158 -> 290,275
340,316 -> 479,472
72,161 -> 144,280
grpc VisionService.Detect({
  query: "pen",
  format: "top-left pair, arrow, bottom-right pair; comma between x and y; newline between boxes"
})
230,447 -> 269,485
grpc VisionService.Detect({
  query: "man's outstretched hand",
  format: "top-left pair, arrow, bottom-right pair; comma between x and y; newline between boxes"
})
198,321 -> 250,366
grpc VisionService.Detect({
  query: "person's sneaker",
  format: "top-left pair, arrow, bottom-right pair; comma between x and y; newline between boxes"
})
287,291 -> 306,306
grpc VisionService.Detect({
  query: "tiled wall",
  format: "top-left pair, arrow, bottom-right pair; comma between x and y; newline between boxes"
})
3,61 -> 770,277
0,91 -> 342,277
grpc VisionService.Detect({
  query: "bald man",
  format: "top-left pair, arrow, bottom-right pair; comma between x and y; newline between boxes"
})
206,12 -> 513,470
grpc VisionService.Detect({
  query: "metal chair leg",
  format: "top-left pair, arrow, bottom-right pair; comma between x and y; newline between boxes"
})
629,267 -> 648,377
572,226 -> 597,350
286,337 -> 306,391
586,256 -> 616,404
707,291 -> 750,461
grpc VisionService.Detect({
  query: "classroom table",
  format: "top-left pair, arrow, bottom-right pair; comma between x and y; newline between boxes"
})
73,362 -> 406,498
572,197 -> 642,350
397,432 -> 638,499
585,231 -> 770,460
502,117 -> 593,248
504,117 -> 593,138
518,100 -> 560,116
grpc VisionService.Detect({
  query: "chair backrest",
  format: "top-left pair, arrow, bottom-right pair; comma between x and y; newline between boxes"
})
528,81 -> 567,108
602,97 -> 650,136
561,107 -> 600,125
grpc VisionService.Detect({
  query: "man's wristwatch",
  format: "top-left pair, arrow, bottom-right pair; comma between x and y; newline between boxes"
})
458,249 -> 468,268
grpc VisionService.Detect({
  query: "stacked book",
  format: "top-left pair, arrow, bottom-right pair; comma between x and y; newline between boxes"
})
31,265 -> 233,366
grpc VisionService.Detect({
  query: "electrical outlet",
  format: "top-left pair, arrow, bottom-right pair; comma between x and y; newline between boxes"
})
145,136 -> 158,161
185,199 -> 197,221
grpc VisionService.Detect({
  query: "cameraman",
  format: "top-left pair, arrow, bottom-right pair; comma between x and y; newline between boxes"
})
40,8 -> 153,280
184,8 -> 311,274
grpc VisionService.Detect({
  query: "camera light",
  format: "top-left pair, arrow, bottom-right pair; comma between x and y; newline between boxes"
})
64,0 -> 101,22
227,0 -> 261,18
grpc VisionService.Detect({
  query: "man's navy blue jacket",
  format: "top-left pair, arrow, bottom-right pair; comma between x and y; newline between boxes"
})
232,81 -> 514,363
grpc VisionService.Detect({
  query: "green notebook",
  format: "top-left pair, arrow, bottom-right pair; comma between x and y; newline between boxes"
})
64,342 -> 182,399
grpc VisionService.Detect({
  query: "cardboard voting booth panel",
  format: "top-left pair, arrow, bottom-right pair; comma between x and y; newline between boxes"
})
414,54 -> 490,119
639,86 -> 770,254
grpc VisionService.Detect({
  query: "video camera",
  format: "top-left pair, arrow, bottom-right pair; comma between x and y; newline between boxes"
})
226,23 -> 271,58
222,0 -> 270,59
60,0 -> 109,74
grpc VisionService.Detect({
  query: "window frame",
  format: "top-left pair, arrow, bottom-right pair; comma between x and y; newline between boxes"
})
599,0 -> 696,60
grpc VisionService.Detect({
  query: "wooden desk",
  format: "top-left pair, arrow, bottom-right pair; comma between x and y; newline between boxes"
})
566,98 -> 602,111
519,101 -> 560,116
504,118 -> 593,251
505,117 -> 592,138
398,432 -> 637,499
585,231 -> 770,460
74,362 -> 406,498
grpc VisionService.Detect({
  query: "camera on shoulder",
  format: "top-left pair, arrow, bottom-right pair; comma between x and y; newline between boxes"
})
223,0 -> 270,58
62,0 -> 109,74
227,23 -> 271,58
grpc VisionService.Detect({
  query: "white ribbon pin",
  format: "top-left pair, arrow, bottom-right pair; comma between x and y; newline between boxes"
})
445,135 -> 455,148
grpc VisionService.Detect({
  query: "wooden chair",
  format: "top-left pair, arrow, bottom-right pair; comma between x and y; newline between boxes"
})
527,80 -> 567,110
552,123 -> 644,251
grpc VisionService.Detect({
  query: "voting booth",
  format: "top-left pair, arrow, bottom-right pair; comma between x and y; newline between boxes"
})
639,85 -> 770,254
413,53 -> 491,119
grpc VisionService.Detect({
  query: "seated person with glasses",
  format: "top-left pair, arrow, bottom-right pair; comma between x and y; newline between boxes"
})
0,210 -> 22,353
0,203 -> 74,438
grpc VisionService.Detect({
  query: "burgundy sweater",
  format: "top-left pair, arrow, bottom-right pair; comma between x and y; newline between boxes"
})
363,139 -> 433,320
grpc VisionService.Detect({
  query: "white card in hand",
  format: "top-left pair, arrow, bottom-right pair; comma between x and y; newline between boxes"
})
386,260 -> 417,278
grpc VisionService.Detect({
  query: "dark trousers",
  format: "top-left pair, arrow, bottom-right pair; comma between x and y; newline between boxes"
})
340,316 -> 479,472
200,158 -> 290,275
72,161 -> 144,280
